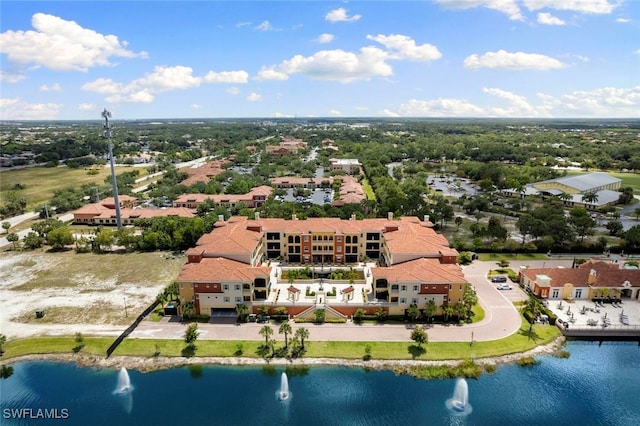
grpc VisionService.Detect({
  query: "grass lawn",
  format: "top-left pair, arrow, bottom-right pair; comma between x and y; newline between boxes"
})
477,253 -> 548,261
1,315 -> 561,363
0,165 -> 143,209
361,178 -> 376,201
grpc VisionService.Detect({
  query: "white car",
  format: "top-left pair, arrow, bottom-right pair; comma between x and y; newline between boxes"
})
497,283 -> 513,290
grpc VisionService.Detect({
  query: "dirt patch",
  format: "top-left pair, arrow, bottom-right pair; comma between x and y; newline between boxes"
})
0,250 -> 185,339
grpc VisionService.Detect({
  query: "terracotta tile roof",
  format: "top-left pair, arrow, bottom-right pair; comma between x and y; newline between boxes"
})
193,216 -> 455,263
373,258 -> 466,284
94,207 -> 195,220
73,203 -> 110,215
521,260 -> 640,288
179,160 -> 227,186
174,186 -> 273,206
177,257 -> 271,282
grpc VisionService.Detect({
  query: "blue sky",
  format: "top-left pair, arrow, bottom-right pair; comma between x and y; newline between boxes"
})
1,1 -> 638,120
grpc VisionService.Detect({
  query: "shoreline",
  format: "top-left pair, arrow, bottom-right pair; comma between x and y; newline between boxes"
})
1,336 -> 567,374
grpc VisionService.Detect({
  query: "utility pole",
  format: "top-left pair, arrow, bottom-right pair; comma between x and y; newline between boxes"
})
102,109 -> 122,229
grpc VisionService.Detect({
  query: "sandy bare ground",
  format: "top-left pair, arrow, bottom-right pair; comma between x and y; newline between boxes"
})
0,251 -> 184,339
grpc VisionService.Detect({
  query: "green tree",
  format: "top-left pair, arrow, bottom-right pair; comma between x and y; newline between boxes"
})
6,233 -> 19,250
46,226 -> 74,249
410,326 -> 428,347
568,207 -> 596,242
235,303 -> 249,321
22,231 -> 44,250
314,309 -> 326,324
2,222 -> 10,234
353,308 -> 365,324
94,229 -> 115,252
0,334 -> 6,354
423,300 -> 437,323
442,305 -> 454,322
454,216 -> 463,230
407,304 -> 420,323
184,323 -> 200,346
295,327 -> 309,349
374,307 -> 387,322
259,325 -> 273,345
181,302 -> 195,320
524,297 -> 542,333
279,322 -> 292,348
634,208 -> 640,221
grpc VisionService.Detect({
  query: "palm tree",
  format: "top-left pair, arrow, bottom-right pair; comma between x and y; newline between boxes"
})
181,302 -> 195,320
558,192 -> 573,205
442,305 -> 454,322
235,303 -> 248,321
524,297 -> 542,332
407,304 -> 420,323
423,300 -> 437,323
295,327 -> 309,349
279,322 -> 292,348
259,325 -> 273,345
453,302 -> 466,322
581,191 -> 599,205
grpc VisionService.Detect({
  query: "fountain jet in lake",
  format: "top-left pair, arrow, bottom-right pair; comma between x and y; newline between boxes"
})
446,378 -> 472,416
115,367 -> 133,394
277,372 -> 290,401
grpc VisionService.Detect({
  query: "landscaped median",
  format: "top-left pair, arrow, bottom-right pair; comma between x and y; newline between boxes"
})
1,314 -> 562,378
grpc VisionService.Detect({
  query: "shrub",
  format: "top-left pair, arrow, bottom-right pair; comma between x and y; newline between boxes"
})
523,310 -> 535,324
515,356 -> 539,367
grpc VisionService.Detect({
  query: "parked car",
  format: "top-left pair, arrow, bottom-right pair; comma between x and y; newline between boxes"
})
491,275 -> 507,283
497,283 -> 513,290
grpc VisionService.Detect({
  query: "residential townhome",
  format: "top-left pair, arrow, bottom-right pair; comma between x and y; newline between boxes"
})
177,213 -> 466,319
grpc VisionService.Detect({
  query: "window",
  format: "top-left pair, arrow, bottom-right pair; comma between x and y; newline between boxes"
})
400,298 -> 406,304
235,284 -> 240,291
337,246 -> 342,252
413,285 -> 418,291
206,284 -> 210,288
224,297 -> 230,303
401,285 -> 406,291
552,289 -> 559,298
223,284 -> 229,291
304,246 -> 309,252
575,289 -> 582,298
336,236 -> 342,242
412,298 -> 418,305
304,235 -> 309,242
235,297 -> 242,303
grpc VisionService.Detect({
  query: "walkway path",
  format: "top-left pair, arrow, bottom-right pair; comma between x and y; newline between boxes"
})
131,259 -> 575,343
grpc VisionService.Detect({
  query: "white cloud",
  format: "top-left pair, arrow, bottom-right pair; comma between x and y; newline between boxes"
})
0,13 -> 147,74
325,8 -> 361,23
0,97 -> 64,119
329,109 -> 342,116
247,92 -> 262,102
464,50 -> 565,70
436,0 -> 524,21
226,87 -> 241,95
39,83 -> 62,92
0,70 -> 26,83
392,85 -> 639,118
78,103 -> 96,111
523,0 -> 618,14
204,70 -> 249,83
616,18 -> 631,23
367,34 -> 442,61
634,49 -> 640,56
191,104 -> 204,109
255,67 -> 290,81
537,12 -> 566,25
316,33 -> 335,44
236,22 -> 252,28
277,47 -> 392,83
255,21 -> 273,31
273,112 -> 294,118
83,65 -> 248,103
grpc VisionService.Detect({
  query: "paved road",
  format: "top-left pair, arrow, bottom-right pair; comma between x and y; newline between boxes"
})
130,259 -> 574,343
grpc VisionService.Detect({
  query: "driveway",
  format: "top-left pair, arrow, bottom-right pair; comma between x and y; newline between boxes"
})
131,260 -> 574,343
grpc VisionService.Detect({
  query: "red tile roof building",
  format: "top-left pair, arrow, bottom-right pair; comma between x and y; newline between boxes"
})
520,260 -> 640,301
174,186 -> 273,209
177,214 -> 466,317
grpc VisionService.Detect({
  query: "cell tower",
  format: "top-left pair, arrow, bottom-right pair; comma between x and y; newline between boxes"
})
102,108 -> 122,229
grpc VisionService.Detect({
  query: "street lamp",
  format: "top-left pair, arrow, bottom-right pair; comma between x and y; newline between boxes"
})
123,297 -> 128,317
102,109 -> 122,229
